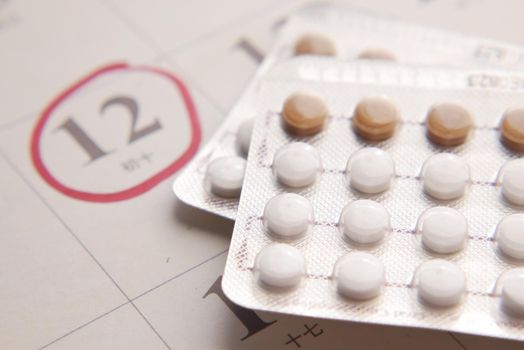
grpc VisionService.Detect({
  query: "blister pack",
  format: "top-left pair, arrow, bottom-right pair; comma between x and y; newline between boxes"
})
222,59 -> 524,340
173,2 -> 524,220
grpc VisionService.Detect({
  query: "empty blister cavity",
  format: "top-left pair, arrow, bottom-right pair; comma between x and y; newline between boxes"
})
346,147 -> 395,194
273,142 -> 321,188
495,214 -> 524,260
497,159 -> 524,206
204,156 -> 246,198
414,259 -> 466,307
499,108 -> 524,152
339,200 -> 390,245
425,103 -> 474,147
416,207 -> 468,254
237,118 -> 255,157
352,96 -> 401,141
282,91 -> 329,136
254,243 -> 306,290
421,153 -> 470,200
333,252 -> 385,300
294,33 -> 337,56
263,193 -> 313,240
495,268 -> 524,317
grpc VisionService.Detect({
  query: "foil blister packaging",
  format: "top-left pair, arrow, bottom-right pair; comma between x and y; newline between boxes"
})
222,60 -> 524,340
173,3 -> 524,219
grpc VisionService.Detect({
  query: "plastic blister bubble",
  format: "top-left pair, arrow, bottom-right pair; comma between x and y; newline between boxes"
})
173,2 -> 524,219
222,62 -> 524,340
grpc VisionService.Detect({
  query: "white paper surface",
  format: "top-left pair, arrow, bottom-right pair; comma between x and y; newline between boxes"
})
1,0 -> 524,349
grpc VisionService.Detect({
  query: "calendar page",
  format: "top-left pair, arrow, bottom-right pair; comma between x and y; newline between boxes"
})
1,0 -> 524,349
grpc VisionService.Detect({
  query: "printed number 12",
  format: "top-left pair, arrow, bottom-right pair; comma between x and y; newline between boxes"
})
56,95 -> 162,162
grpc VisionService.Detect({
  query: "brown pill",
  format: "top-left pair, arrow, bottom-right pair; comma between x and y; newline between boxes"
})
352,96 -> 401,141
425,103 -> 474,146
294,33 -> 336,56
358,48 -> 396,61
500,108 -> 524,152
282,92 -> 329,136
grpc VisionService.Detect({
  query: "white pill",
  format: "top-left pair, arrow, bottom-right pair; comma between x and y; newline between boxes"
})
339,200 -> 390,244
273,142 -> 321,188
498,268 -> 524,316
416,259 -> 466,307
237,118 -> 255,157
333,252 -> 385,300
500,159 -> 524,206
255,243 -> 305,289
421,153 -> 470,200
496,214 -> 524,260
347,147 -> 395,194
205,156 -> 246,198
418,207 -> 468,254
263,193 -> 313,239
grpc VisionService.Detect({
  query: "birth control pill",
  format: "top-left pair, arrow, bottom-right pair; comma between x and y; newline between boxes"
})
500,108 -> 524,152
347,147 -> 395,194
418,207 -> 468,254
333,252 -> 385,300
500,159 -> 524,206
339,200 -> 390,245
416,259 -> 466,307
496,214 -> 524,260
205,156 -> 246,198
255,243 -> 305,289
421,153 -> 470,200
282,92 -> 329,136
352,96 -> 401,141
426,103 -> 474,146
358,48 -> 396,61
294,33 -> 336,56
237,118 -> 255,157
498,268 -> 524,316
263,193 -> 313,240
273,142 -> 321,188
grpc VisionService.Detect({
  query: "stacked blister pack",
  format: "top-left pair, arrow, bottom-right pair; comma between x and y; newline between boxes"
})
173,3 -> 524,341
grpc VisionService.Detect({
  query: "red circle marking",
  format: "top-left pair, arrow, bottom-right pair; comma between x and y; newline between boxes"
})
31,62 -> 201,202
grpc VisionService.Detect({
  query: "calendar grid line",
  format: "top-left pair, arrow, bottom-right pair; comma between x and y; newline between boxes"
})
0,3 -> 241,347
153,0 -> 286,58
32,247 -> 228,350
165,57 -> 228,114
0,153 -> 132,298
3,1 -> 524,348
0,111 -> 37,132
37,302 -> 129,350
131,248 -> 229,302
0,0 -> 236,137
0,150 -> 176,349
101,0 -> 229,117
0,54 -> 227,138
129,303 -> 172,350
0,45 -> 173,136
99,0 -> 164,54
